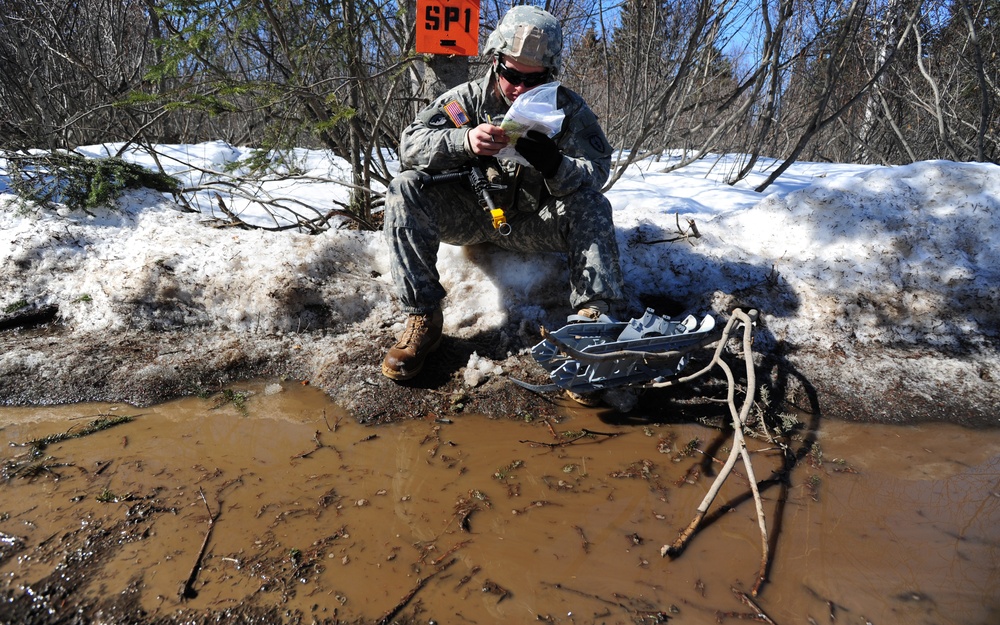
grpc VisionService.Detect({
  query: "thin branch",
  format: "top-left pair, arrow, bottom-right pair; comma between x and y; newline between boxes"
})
659,309 -> 770,596
180,487 -> 219,600
519,428 -> 623,448
635,215 -> 701,245
376,557 -> 456,625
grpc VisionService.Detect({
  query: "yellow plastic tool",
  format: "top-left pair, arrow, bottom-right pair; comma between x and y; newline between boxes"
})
490,208 -> 511,235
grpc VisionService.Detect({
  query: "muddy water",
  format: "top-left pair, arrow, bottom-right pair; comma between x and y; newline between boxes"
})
1,381 -> 998,625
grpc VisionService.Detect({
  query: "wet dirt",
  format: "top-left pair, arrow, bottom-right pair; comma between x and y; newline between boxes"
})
1,381 -> 998,625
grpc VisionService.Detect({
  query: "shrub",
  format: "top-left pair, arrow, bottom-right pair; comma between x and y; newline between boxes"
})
4,151 -> 180,211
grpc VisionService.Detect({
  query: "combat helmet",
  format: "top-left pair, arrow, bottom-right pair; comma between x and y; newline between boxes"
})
484,6 -> 563,75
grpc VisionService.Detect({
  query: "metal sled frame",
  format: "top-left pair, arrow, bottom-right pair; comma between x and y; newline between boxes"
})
513,308 -> 720,394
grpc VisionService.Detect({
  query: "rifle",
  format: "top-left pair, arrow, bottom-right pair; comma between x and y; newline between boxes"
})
419,160 -> 511,236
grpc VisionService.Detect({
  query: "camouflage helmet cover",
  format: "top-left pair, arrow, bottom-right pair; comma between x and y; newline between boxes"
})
484,5 -> 563,74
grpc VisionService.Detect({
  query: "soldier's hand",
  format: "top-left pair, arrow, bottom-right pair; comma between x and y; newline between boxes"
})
515,130 -> 562,178
467,123 -> 508,156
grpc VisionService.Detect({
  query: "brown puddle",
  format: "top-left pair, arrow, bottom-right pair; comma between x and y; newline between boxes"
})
1,381 -> 999,624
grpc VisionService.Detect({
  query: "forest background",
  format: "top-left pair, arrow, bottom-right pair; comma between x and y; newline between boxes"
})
1,0 -> 996,228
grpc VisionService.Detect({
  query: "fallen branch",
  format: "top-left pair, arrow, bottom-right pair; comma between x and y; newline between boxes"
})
180,487 -> 219,600
376,557 -> 456,624
429,539 -> 471,566
481,578 -> 512,603
542,582 -> 671,621
519,428 -> 623,448
659,309 -> 771,597
635,214 -> 702,245
18,414 -> 136,453
291,430 -> 341,460
574,525 -> 591,553
185,179 -> 374,233
0,304 -> 58,331
718,587 -> 778,624
4,414 -> 138,480
454,565 -> 481,589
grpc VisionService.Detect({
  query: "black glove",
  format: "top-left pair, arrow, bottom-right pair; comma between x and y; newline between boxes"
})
515,130 -> 562,178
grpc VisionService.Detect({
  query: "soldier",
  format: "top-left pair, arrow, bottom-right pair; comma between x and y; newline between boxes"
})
382,5 -> 623,383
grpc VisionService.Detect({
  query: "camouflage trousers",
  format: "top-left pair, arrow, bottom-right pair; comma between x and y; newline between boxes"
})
383,169 -> 624,314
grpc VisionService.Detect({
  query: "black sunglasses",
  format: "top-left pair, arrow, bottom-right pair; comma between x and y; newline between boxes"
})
496,61 -> 551,88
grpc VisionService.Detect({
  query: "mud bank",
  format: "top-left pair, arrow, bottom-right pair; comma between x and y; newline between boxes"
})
1,316 -> 999,429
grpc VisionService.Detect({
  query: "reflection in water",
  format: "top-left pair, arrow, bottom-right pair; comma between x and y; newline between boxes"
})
1,382 -> 998,624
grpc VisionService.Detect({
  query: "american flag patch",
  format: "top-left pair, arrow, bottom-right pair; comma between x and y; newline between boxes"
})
442,100 -> 470,127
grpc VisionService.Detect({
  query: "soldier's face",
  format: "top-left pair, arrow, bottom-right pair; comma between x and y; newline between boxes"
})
496,56 -> 550,102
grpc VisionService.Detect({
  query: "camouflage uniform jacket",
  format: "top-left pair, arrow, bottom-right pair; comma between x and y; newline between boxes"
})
398,72 -> 612,213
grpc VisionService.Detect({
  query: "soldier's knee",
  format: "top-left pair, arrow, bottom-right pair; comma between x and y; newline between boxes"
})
568,187 -> 611,212
384,170 -> 428,229
388,170 -> 424,194
561,188 -> 614,225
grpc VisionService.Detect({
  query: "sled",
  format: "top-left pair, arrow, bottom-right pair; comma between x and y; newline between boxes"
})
513,308 -> 719,394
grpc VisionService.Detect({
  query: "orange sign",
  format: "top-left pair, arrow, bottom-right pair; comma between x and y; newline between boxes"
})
416,0 -> 479,56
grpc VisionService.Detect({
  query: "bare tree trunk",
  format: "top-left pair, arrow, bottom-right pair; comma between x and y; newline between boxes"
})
410,57 -> 470,109
957,0 -> 992,162
730,0 -> 794,183
755,0 -> 920,191
856,0 -> 911,163
606,0 -> 716,186
404,0 -> 469,116
911,25 -> 961,160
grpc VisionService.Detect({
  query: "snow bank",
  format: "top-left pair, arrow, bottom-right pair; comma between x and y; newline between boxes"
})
2,144 -> 999,424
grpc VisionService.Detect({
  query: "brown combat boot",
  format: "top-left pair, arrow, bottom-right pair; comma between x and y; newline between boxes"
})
574,299 -> 610,321
382,309 -> 444,381
565,389 -> 602,407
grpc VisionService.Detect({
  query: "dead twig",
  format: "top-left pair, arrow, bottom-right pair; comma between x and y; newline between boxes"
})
718,587 -> 778,624
454,565 -> 481,589
292,430 -> 326,459
376,557 -> 456,624
543,582 -> 670,621
481,578 -> 512,603
574,525 -> 591,553
544,581 -> 619,607
520,428 -> 623,448
429,540 -> 471,566
453,496 -> 479,532
660,309 -> 771,597
512,500 -> 560,515
17,414 -> 136,452
213,192 -> 252,229
635,215 -> 701,245
543,418 -> 559,438
4,415 -> 137,481
180,487 -> 219,600
322,409 -> 339,432
291,431 -> 342,461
